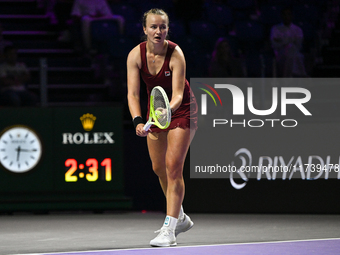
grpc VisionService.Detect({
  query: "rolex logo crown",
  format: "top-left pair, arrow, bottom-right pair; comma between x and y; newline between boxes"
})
80,113 -> 96,131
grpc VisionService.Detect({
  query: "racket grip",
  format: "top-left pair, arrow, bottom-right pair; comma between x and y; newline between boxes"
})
143,123 -> 151,131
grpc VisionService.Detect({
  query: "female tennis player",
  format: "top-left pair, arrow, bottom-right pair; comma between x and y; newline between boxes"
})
127,8 -> 198,247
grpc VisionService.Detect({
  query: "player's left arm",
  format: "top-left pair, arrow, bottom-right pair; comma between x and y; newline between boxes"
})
169,46 -> 186,114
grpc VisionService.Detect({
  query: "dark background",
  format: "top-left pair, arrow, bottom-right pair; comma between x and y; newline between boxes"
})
0,0 -> 339,214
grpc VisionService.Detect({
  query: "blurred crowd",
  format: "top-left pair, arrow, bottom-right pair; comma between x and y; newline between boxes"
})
0,0 -> 339,106
52,0 -> 339,77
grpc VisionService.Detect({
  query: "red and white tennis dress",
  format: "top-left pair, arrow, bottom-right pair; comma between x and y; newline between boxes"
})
139,40 -> 198,132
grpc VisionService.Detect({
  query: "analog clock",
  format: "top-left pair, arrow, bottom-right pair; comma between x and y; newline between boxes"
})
0,125 -> 42,173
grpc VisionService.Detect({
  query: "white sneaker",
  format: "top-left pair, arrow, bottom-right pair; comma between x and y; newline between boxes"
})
175,214 -> 194,237
150,227 -> 177,247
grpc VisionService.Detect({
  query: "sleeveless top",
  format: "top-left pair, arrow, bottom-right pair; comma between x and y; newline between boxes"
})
139,40 -> 198,132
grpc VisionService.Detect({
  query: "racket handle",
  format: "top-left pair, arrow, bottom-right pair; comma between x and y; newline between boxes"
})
143,123 -> 151,131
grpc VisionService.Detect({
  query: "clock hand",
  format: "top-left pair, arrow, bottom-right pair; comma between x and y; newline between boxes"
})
20,148 -> 37,152
16,146 -> 21,161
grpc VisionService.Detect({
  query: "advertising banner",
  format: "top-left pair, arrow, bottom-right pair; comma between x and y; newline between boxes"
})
187,78 -> 340,212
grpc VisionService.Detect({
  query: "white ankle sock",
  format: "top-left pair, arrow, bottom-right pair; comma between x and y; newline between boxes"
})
179,205 -> 184,221
163,215 -> 177,230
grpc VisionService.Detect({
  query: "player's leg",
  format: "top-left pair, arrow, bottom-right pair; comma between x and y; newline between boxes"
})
149,128 -> 191,247
149,127 -> 190,247
147,132 -> 168,196
161,127 -> 195,240
149,128 -> 195,246
165,127 -> 194,218
148,131 -> 176,247
172,128 -> 195,236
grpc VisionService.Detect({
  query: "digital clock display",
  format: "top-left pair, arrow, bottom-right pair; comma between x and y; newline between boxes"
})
57,151 -> 123,192
51,107 -> 124,193
65,158 -> 112,182
0,107 -> 131,212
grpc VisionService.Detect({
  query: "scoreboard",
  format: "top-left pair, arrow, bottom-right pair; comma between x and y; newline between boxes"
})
0,106 -> 131,212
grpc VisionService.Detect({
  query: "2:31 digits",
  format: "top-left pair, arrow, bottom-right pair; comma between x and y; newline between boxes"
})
65,158 -> 112,182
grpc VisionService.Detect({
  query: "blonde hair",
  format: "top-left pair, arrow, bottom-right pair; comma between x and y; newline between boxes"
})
142,8 -> 169,28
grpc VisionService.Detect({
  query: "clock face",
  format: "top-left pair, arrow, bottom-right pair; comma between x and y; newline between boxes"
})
0,126 -> 42,173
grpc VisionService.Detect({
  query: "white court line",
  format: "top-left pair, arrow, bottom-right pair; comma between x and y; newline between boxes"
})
11,237 -> 340,255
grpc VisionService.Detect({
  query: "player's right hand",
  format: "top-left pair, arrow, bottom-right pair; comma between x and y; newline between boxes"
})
136,124 -> 149,137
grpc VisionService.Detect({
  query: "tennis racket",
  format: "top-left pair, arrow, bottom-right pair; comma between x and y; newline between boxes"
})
143,86 -> 171,131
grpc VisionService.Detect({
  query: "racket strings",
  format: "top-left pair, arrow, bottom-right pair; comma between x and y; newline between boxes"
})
152,89 -> 170,127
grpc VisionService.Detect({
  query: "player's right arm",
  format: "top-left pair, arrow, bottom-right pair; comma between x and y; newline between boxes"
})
127,45 -> 147,137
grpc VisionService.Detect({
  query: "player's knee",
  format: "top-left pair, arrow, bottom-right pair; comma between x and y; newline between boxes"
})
152,164 -> 166,178
166,162 -> 183,180
167,172 -> 182,182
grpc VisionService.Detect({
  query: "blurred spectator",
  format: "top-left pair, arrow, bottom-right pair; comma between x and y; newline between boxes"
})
0,46 -> 37,107
209,37 -> 245,77
0,23 -> 13,63
270,8 -> 307,77
61,0 -> 124,52
37,0 -> 58,24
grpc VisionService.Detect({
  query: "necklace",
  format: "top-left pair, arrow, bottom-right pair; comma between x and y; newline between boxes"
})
152,54 -> 158,63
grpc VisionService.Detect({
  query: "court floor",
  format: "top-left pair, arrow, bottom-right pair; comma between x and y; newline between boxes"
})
1,211 -> 339,255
